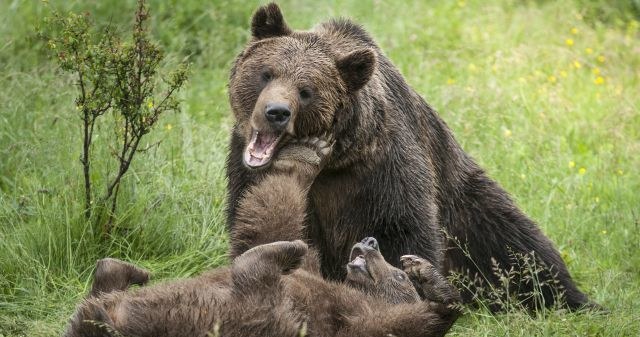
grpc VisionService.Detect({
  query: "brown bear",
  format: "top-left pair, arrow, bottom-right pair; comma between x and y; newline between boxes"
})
225,2 -> 598,311
65,240 -> 460,337
65,141 -> 461,337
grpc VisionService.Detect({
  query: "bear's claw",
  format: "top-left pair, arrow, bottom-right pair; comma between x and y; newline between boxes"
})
400,255 -> 434,280
281,135 -> 333,166
271,134 -> 334,181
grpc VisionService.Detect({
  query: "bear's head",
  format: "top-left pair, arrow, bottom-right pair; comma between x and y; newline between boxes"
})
229,3 -> 376,169
345,237 -> 421,304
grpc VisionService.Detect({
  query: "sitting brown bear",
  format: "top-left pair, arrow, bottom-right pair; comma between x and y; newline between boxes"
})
225,2 -> 598,311
65,141 -> 461,337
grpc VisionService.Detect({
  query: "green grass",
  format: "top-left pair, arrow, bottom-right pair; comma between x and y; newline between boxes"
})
0,0 -> 638,335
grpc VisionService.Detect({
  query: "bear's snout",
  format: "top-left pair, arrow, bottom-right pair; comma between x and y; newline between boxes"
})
265,102 -> 291,131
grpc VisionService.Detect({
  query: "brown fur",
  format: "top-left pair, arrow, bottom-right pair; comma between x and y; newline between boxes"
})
66,242 -> 460,337
66,139 -> 460,337
90,258 -> 150,297
226,3 -> 599,311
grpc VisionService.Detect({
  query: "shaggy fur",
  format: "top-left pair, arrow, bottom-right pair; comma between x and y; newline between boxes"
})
225,2 -> 598,310
65,242 -> 460,337
65,141 -> 461,337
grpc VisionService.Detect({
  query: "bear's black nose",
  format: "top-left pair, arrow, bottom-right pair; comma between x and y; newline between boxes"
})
265,103 -> 291,131
360,237 -> 379,251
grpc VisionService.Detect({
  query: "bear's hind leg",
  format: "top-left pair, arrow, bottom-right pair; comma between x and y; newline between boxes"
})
231,240 -> 308,292
90,258 -> 149,297
447,170 -> 598,311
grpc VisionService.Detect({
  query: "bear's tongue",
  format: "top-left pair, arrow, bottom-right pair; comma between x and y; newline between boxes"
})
348,246 -> 369,272
244,131 -> 280,168
349,256 -> 366,268
347,255 -> 370,276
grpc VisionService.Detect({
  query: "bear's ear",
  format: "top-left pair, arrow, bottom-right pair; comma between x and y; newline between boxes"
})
251,3 -> 292,40
336,49 -> 376,92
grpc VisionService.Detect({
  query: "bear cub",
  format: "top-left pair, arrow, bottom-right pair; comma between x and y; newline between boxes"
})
66,239 -> 460,337
65,140 -> 461,337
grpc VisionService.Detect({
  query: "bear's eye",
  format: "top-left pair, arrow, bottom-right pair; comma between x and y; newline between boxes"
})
261,70 -> 273,83
298,88 -> 313,102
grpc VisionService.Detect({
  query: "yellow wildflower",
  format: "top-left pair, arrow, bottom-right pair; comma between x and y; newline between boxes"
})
578,167 -> 586,175
594,76 -> 605,85
565,38 -> 574,46
617,169 -> 624,176
560,70 -> 568,78
503,129 -> 512,138
165,123 -> 173,131
585,47 -> 593,54
571,27 -> 579,35
548,75 -> 557,84
568,161 -> 576,168
147,100 -> 154,109
447,78 -> 456,85
601,230 -> 607,235
592,67 -> 600,75
597,55 -> 606,63
615,85 -> 623,96
573,60 -> 582,69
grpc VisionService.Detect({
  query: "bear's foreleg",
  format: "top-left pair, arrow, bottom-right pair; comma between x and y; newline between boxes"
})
229,137 -> 333,258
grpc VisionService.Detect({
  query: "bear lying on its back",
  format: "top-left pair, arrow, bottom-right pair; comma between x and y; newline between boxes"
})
66,141 -> 461,337
226,2 -> 599,311
66,241 -> 460,337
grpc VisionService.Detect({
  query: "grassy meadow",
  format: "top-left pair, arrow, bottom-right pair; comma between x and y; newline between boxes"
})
1,0 -> 638,335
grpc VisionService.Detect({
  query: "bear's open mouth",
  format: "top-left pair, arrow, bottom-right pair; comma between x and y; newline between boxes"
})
243,129 -> 284,168
348,246 -> 372,278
